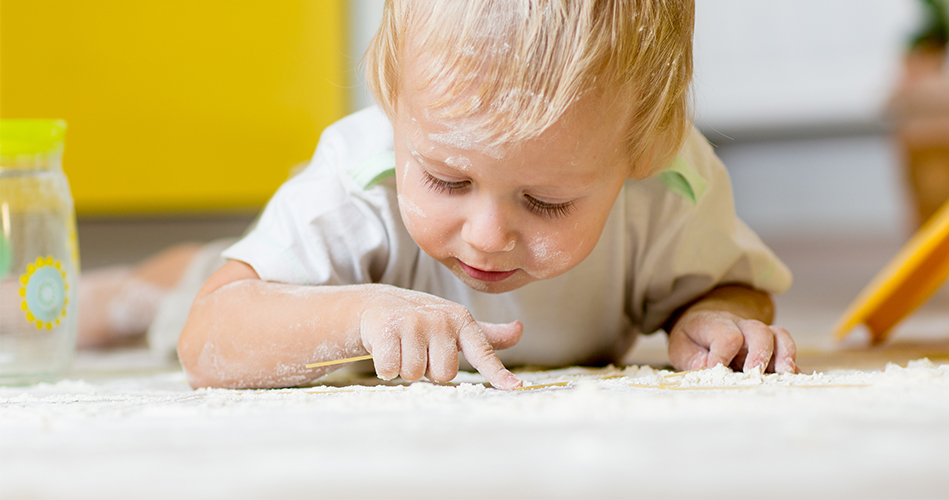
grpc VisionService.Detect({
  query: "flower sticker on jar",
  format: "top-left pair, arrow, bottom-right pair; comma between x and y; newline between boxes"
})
19,256 -> 69,330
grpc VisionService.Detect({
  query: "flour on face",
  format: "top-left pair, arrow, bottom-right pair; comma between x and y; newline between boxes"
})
428,127 -> 503,160
445,155 -> 472,171
398,194 -> 427,220
527,233 -> 571,279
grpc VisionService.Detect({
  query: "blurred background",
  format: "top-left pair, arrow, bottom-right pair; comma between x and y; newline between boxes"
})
2,0 -> 946,339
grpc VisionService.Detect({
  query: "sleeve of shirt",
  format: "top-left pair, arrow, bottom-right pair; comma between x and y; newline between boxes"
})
221,109 -> 400,286
626,128 -> 793,334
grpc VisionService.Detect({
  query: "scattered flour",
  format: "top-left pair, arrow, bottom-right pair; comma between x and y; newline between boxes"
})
397,194 -> 428,220
428,127 -> 503,160
527,233 -> 571,277
3,350 -> 948,499
6,358 -> 946,415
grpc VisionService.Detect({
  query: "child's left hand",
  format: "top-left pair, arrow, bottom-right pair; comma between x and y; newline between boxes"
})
665,286 -> 799,374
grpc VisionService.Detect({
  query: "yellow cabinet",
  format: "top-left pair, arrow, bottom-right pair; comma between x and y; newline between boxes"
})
1,1 -> 348,214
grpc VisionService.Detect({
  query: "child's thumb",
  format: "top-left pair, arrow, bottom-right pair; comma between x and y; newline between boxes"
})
476,320 -> 523,350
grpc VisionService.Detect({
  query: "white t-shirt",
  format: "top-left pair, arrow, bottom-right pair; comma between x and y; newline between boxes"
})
223,107 -> 792,368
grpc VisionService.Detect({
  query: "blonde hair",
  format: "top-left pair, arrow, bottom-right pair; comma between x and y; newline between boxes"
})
365,0 -> 693,176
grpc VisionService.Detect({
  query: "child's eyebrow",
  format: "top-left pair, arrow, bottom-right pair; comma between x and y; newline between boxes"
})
407,145 -> 455,171
409,148 -> 438,167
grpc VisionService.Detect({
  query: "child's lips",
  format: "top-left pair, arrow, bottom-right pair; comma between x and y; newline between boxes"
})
458,261 -> 518,282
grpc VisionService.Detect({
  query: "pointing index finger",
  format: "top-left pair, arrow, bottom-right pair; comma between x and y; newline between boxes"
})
458,321 -> 522,390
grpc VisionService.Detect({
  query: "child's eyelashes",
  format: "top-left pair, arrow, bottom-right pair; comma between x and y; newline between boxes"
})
419,169 -> 575,219
421,169 -> 469,194
525,196 -> 575,218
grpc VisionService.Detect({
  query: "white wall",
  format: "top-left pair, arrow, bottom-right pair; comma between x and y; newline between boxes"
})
694,0 -> 920,134
692,1 -> 923,240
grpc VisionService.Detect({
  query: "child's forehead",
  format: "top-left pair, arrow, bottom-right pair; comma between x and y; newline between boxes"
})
397,85 -> 632,184
400,58 -> 612,156
396,51 -> 504,154
399,106 -> 505,161
400,58 -> 629,144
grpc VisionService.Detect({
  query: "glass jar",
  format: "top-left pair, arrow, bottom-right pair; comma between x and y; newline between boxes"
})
0,120 -> 80,385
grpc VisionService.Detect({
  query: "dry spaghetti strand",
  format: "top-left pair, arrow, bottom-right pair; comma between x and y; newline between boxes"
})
305,354 -> 374,369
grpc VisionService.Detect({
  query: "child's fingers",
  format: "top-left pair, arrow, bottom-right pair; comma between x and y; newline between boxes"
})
400,334 -> 427,381
668,314 -> 740,371
667,327 -> 708,371
477,320 -> 523,350
371,328 -> 401,381
771,326 -> 798,374
426,335 -> 459,383
458,322 -> 521,390
699,320 -> 744,369
736,319 -> 775,372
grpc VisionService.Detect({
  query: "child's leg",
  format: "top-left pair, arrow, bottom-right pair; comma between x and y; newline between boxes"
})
77,243 -> 202,348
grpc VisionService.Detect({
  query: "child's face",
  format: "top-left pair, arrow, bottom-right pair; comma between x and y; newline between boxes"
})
393,64 -> 635,294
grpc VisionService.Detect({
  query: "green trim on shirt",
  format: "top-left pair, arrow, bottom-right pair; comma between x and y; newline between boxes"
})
658,157 -> 707,204
349,151 -> 396,189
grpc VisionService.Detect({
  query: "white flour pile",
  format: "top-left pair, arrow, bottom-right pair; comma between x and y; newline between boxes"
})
1,351 -> 948,499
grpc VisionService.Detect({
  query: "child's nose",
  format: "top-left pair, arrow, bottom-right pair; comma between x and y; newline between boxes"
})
461,202 -> 517,253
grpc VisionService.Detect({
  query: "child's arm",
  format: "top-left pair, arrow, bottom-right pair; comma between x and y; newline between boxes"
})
177,260 -> 523,390
665,285 -> 798,374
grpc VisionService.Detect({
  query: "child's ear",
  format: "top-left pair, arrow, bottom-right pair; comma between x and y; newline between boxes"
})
627,149 -> 654,180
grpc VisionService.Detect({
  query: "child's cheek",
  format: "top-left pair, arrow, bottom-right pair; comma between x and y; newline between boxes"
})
395,163 -> 432,236
525,232 -> 574,279
398,188 -> 456,251
397,193 -> 428,235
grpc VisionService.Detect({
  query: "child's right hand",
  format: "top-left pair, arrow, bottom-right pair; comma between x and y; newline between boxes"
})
359,286 -> 523,390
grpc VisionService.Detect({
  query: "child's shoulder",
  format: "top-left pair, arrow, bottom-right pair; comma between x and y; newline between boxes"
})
676,127 -> 720,178
625,127 -> 722,206
323,106 -> 392,145
317,106 -> 393,163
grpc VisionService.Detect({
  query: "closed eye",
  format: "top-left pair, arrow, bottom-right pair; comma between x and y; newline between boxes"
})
422,168 -> 574,218
421,169 -> 469,194
525,195 -> 575,218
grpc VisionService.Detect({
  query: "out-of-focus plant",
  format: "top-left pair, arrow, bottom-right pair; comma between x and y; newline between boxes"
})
910,0 -> 949,50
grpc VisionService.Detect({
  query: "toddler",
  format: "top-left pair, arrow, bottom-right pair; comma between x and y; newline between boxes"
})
146,0 -> 795,389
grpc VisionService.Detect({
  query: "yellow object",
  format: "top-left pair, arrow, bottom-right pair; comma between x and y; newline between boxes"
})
19,256 -> 70,330
835,199 -> 949,344
305,354 -> 373,369
0,1 -> 347,214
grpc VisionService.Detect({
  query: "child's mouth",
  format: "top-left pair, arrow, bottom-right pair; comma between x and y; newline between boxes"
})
458,261 -> 517,282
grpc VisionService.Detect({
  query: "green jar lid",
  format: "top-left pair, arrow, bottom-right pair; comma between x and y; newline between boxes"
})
0,119 -> 67,157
